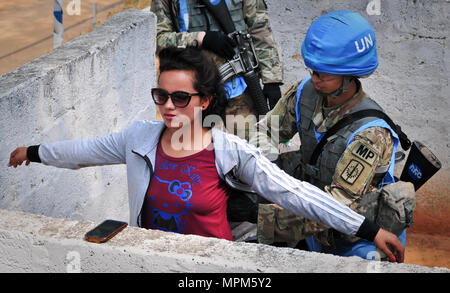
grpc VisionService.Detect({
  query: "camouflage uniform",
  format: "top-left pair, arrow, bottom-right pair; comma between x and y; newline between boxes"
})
251,78 -> 397,246
151,0 -> 283,140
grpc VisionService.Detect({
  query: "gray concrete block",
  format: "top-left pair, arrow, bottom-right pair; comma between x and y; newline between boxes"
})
0,209 -> 447,273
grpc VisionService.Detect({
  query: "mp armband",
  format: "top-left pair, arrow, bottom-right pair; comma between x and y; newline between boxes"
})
334,140 -> 381,195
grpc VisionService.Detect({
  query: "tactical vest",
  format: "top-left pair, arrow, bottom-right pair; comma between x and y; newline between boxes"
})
184,0 -> 247,33
296,78 -> 385,190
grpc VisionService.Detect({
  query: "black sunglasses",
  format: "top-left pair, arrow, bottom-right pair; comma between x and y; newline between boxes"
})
151,88 -> 202,108
307,69 -> 340,82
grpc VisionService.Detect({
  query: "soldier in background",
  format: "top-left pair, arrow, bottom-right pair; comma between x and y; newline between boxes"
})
151,0 -> 284,140
252,10 -> 415,260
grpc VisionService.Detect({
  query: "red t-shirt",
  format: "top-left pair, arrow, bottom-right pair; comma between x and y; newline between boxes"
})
141,141 -> 232,240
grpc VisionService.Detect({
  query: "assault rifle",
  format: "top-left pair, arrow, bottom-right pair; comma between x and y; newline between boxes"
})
200,0 -> 269,116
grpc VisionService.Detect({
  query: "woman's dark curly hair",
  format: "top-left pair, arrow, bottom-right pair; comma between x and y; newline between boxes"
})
158,46 -> 228,126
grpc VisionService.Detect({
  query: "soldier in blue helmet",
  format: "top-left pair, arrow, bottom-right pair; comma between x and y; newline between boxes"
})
252,10 -> 415,261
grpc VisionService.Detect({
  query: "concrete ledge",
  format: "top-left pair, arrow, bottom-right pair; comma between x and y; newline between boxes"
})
0,209 -> 448,273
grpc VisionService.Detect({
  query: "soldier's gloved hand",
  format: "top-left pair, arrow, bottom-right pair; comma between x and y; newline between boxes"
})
201,31 -> 236,60
263,83 -> 282,109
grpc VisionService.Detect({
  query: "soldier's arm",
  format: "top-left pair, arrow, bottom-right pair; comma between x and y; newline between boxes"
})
243,0 -> 283,84
250,83 -> 299,160
327,126 -> 394,206
151,0 -> 199,51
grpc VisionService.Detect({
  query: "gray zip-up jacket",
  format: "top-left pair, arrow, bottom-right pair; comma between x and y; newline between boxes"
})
35,120 -> 378,240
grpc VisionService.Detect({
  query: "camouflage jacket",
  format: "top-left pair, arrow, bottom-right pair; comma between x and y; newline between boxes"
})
150,0 -> 284,84
252,79 -> 397,245
252,79 -> 395,205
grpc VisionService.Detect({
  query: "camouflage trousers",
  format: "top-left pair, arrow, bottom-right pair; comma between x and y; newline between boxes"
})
257,203 -> 329,245
224,89 -> 258,141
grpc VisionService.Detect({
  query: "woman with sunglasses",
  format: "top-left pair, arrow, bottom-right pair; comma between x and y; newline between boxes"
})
8,46 -> 404,262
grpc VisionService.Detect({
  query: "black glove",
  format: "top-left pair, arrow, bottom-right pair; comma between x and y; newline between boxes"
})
201,31 -> 236,60
263,83 -> 282,109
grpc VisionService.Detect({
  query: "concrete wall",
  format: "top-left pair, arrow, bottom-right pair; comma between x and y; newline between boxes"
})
1,209 -> 447,273
266,0 -> 450,235
0,9 -> 156,224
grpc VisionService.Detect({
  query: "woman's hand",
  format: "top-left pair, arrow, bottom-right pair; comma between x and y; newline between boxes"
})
8,147 -> 30,168
373,228 -> 405,263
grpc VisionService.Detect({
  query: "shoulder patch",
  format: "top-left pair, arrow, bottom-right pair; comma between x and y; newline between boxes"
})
340,159 -> 364,184
333,139 -> 382,196
351,141 -> 378,166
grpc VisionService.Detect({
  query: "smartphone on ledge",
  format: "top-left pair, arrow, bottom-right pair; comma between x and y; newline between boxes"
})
84,219 -> 128,243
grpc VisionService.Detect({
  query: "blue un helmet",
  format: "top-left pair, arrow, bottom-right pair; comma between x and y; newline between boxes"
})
301,10 -> 378,77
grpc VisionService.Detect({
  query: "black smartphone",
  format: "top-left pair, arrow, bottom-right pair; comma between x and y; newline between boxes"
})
84,219 -> 128,243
